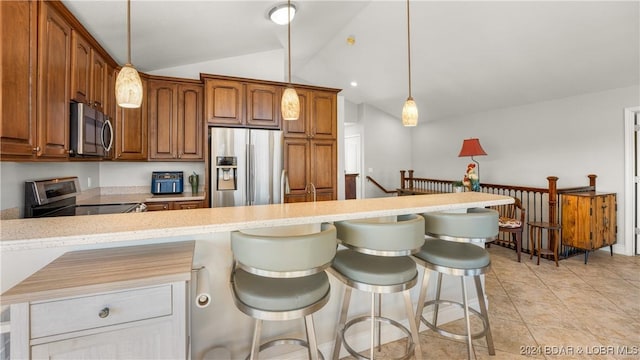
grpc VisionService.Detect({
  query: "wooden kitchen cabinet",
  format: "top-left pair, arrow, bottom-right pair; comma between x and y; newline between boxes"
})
90,48 -> 107,113
70,30 -> 91,105
561,192 -> 617,263
282,89 -> 337,140
70,30 -> 107,113
283,138 -> 336,203
204,78 -> 244,126
246,83 -> 281,128
36,1 -> 72,158
0,0 -> 38,159
114,77 -> 148,160
5,242 -> 192,360
148,77 -> 203,161
2,0 -> 119,161
145,200 -> 204,211
203,75 -> 280,129
282,87 -> 339,203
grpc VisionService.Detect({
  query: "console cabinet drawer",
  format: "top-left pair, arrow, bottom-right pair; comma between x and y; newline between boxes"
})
30,285 -> 172,339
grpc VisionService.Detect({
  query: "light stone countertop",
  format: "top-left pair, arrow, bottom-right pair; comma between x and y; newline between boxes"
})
0,192 -> 513,251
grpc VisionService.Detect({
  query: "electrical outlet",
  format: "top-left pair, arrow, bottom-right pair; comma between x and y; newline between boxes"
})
368,168 -> 373,173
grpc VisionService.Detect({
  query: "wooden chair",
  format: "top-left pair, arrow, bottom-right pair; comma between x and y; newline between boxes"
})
491,197 -> 525,262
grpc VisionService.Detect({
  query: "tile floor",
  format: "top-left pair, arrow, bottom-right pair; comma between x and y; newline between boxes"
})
343,245 -> 640,359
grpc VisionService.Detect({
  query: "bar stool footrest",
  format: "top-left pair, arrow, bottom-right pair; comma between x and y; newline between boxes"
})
341,315 -> 415,360
420,299 -> 488,341
246,338 -> 325,360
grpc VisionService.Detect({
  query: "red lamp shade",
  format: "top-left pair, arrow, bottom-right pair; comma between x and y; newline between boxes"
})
458,138 -> 487,157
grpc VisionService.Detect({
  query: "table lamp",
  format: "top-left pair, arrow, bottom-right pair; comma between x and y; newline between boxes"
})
458,138 -> 487,180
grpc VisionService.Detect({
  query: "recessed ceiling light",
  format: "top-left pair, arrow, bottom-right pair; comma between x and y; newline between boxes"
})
269,3 -> 296,25
350,81 -> 358,87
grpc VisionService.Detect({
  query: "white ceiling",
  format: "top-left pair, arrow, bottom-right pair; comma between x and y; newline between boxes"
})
62,0 -> 639,121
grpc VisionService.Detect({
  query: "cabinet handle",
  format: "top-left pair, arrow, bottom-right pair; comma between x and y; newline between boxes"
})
98,307 -> 110,318
32,146 -> 40,153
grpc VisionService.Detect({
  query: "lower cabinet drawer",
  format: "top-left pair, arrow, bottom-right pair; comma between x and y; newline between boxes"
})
30,285 -> 173,339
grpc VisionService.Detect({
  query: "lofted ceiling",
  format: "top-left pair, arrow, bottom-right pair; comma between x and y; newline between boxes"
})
61,0 -> 639,122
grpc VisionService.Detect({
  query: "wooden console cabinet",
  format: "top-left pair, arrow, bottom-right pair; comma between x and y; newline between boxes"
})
561,192 -> 616,263
3,241 -> 194,359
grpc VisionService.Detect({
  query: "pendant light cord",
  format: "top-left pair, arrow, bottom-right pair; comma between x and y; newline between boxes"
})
127,0 -> 132,64
406,0 -> 412,99
287,0 -> 292,84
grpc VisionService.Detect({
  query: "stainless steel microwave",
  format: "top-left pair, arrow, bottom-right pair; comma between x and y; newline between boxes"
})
70,102 -> 113,157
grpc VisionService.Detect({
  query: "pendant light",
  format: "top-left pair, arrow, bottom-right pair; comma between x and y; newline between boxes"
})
402,0 -> 418,126
115,0 -> 143,108
281,0 -> 300,120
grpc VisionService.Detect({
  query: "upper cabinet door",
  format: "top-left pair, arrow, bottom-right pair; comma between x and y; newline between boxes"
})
37,1 -> 71,158
148,80 -> 178,160
90,50 -> 107,113
246,83 -> 280,129
70,30 -> 91,105
282,88 -> 310,138
310,90 -> 337,139
0,0 -> 38,158
115,77 -> 148,160
204,79 -> 244,126
177,83 -> 203,160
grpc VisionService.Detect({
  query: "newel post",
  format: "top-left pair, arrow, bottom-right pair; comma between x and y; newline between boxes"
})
547,176 -> 559,252
400,171 -> 406,190
588,174 -> 597,190
547,176 -> 559,224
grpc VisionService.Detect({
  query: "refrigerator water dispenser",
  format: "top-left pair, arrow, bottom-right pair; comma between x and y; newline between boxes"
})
216,156 -> 237,190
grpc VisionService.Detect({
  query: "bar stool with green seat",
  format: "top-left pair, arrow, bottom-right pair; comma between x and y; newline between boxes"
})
328,214 -> 425,360
414,208 -> 498,360
230,223 -> 337,360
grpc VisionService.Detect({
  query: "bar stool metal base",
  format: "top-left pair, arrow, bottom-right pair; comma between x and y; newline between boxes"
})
419,298 -> 489,342
333,287 -> 418,360
340,315 -> 415,360
246,329 -> 325,360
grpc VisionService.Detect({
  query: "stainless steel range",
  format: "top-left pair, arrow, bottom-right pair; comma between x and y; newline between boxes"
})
24,177 -> 146,218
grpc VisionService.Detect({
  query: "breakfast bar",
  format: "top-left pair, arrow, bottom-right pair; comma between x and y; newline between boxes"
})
1,192 -> 513,359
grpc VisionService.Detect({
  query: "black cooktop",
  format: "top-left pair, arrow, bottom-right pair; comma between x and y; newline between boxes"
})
40,203 -> 140,217
25,177 -> 143,218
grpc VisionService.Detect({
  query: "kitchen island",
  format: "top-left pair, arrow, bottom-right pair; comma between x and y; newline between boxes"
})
1,192 -> 512,359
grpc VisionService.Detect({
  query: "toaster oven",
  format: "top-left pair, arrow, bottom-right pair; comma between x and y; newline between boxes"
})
151,171 -> 184,194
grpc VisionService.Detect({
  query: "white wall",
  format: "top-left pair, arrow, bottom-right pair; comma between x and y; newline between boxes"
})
147,49 -> 285,83
408,85 -> 639,255
98,162 -> 205,188
359,104 -> 413,198
0,162 -> 100,216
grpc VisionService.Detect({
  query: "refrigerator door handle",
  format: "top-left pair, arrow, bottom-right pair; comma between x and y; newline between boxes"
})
247,144 -> 254,205
280,170 -> 290,203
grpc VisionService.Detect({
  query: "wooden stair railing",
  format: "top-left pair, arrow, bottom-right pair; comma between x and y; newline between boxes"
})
399,170 -> 598,255
366,176 -> 398,195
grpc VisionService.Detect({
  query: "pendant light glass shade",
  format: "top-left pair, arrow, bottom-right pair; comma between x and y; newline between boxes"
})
281,87 -> 300,120
402,97 -> 418,127
115,64 -> 143,108
281,0 -> 299,120
116,0 -> 142,109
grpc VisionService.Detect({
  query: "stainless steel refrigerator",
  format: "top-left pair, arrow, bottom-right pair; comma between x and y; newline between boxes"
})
210,127 -> 284,207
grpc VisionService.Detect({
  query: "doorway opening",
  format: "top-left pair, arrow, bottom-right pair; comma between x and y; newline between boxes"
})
624,106 -> 639,255
345,134 -> 362,199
